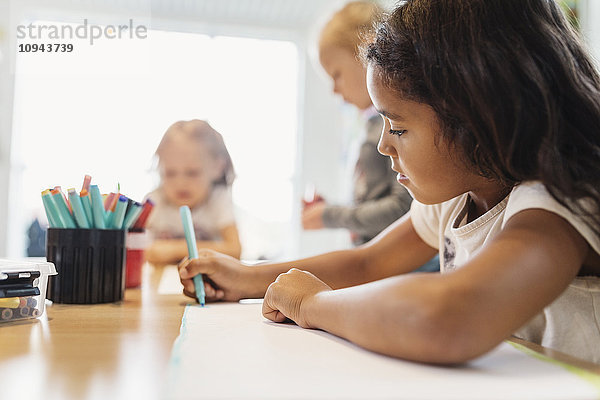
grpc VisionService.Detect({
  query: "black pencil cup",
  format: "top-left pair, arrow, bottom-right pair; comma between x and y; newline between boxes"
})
46,228 -> 126,304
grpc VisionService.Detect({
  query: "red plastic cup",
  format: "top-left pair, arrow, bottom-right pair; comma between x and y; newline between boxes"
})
125,249 -> 144,288
125,230 -> 148,288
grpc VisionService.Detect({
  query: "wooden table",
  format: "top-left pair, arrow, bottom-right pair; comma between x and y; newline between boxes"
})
1,263 -> 189,400
1,263 -> 598,400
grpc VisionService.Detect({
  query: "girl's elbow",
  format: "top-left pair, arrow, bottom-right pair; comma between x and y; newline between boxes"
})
424,323 -> 493,364
410,291 -> 496,364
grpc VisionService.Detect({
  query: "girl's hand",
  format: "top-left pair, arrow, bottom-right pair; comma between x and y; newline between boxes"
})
262,268 -> 332,328
301,194 -> 325,209
145,240 -> 184,265
178,249 -> 253,302
301,202 -> 327,230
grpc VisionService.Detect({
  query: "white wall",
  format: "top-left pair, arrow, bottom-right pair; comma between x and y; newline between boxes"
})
580,0 -> 600,66
5,0 -> 597,258
0,1 -> 16,257
296,38 -> 353,257
0,0 -> 354,258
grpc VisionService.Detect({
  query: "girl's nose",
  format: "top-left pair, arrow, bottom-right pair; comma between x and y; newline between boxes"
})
332,83 -> 341,95
377,119 -> 396,157
332,76 -> 343,96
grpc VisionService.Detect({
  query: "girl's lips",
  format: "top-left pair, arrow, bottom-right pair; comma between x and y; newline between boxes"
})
397,173 -> 409,182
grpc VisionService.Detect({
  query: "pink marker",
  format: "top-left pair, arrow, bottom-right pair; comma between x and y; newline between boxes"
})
104,192 -> 117,211
81,174 -> 92,193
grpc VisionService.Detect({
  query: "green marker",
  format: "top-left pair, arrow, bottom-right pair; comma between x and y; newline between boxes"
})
180,205 -> 205,306
89,185 -> 106,229
41,190 -> 64,228
80,192 -> 94,228
51,189 -> 76,228
68,189 -> 90,228
105,210 -> 114,228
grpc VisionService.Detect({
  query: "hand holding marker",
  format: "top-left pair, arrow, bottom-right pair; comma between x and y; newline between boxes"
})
180,205 -> 206,306
41,174 -> 154,231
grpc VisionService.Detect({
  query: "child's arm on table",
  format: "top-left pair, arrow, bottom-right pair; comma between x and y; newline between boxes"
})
262,209 -> 588,364
179,213 -> 438,302
145,224 -> 241,265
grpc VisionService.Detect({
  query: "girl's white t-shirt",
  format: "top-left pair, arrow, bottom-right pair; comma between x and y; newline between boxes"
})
411,181 -> 600,363
145,185 -> 235,241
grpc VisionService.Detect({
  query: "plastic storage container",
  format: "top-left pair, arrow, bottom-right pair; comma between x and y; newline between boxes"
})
0,259 -> 57,323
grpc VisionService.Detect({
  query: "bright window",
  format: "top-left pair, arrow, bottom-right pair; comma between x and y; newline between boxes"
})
12,23 -> 299,259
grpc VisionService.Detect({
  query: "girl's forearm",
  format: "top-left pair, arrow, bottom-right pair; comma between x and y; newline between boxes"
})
302,273 -> 468,363
196,240 -> 241,259
253,248 -> 369,291
145,240 -> 182,265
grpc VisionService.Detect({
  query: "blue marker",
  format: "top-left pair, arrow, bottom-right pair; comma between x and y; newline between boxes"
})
123,202 -> 143,230
112,195 -> 128,229
180,205 -> 205,306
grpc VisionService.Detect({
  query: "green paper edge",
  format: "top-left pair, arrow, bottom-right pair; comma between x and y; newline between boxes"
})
508,341 -> 600,396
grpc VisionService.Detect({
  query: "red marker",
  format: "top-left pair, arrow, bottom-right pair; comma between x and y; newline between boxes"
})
132,199 -> 154,230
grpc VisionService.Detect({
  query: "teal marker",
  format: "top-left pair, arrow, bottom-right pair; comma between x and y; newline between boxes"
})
105,210 -> 114,228
41,190 -> 64,228
41,197 -> 58,227
180,205 -> 205,306
123,202 -> 143,230
89,185 -> 106,229
112,195 -> 128,229
68,189 -> 90,228
80,193 -> 94,228
51,190 -> 76,228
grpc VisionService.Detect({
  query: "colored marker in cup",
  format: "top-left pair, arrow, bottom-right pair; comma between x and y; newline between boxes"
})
89,185 -> 106,229
51,189 -> 76,228
41,190 -> 64,228
68,188 -> 90,229
79,189 -> 94,228
111,195 -> 128,229
179,206 -> 205,306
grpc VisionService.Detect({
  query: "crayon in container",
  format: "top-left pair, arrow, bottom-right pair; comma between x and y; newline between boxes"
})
46,228 -> 126,304
0,259 -> 57,324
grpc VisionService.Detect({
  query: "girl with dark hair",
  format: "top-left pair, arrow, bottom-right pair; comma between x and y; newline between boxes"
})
178,0 -> 600,364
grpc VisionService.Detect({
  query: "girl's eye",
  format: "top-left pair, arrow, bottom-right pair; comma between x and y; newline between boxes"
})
185,170 -> 200,178
389,129 -> 407,136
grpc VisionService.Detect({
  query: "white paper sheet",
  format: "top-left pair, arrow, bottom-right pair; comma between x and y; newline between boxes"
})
165,303 -> 599,399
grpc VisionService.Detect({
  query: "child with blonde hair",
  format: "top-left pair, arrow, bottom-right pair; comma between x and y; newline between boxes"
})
302,1 -> 414,247
144,120 -> 240,264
